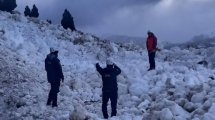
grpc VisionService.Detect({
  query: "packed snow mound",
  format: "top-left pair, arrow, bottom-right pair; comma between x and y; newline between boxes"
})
1,11 -> 215,120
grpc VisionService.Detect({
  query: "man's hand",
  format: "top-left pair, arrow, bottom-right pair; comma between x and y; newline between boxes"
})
151,49 -> 156,53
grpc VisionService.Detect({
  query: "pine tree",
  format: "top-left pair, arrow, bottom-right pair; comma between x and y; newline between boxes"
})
0,0 -> 5,11
4,0 -> 17,12
0,0 -> 17,12
30,4 -> 39,18
24,6 -> 30,16
61,9 -> 76,31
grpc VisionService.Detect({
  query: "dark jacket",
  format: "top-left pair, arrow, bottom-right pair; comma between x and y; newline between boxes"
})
45,53 -> 64,85
146,33 -> 157,51
96,64 -> 121,92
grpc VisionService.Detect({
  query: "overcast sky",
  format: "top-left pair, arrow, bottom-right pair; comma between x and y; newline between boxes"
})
16,0 -> 215,43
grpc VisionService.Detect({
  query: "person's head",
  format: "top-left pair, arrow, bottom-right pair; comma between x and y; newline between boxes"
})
147,30 -> 153,37
106,58 -> 114,68
50,47 -> 59,56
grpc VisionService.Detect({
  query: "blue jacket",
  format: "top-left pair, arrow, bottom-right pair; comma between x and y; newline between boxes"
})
45,53 -> 64,85
96,64 -> 121,92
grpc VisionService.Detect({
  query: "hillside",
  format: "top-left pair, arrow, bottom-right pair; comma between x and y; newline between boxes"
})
1,11 -> 215,120
165,34 -> 215,49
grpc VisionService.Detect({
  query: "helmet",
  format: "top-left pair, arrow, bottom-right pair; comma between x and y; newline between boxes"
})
50,47 -> 59,53
106,58 -> 113,65
147,30 -> 152,34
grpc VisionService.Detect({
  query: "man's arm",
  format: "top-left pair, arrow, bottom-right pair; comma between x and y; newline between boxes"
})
153,36 -> 157,50
96,63 -> 103,75
56,59 -> 64,81
114,64 -> 121,75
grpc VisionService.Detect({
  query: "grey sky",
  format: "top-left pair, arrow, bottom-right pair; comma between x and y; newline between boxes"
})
16,0 -> 215,43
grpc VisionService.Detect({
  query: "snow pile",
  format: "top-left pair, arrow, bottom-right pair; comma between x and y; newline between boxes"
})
1,11 -> 215,120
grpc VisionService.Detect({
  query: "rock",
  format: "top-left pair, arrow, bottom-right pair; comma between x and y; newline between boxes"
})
170,103 -> 190,119
138,99 -> 150,109
209,80 -> 215,87
192,118 -> 200,120
197,61 -> 208,66
129,83 -> 149,96
202,113 -> 215,120
60,85 -> 72,96
174,116 -> 185,120
93,88 -> 102,96
175,98 -> 188,107
118,83 -> 128,95
142,113 -> 151,120
0,89 -> 4,95
16,98 -> 26,108
191,92 -> 206,103
159,108 -> 173,120
69,106 -> 90,120
166,78 -> 175,88
184,102 -> 195,112
202,100 -> 212,111
209,103 -> 215,114
131,96 -> 140,102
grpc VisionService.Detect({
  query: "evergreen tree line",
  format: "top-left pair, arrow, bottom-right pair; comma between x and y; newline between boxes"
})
0,0 -> 76,31
24,6 -> 76,30
24,5 -> 39,18
0,0 -> 17,12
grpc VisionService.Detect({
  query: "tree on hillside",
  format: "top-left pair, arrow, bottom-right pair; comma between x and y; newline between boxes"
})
0,0 -> 5,11
61,9 -> 76,31
30,4 -> 39,18
0,0 -> 17,12
24,6 -> 30,16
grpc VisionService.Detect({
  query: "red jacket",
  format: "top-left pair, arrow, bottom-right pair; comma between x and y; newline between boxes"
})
146,34 -> 157,51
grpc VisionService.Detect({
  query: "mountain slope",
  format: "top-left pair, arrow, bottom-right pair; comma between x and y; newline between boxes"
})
1,11 -> 215,120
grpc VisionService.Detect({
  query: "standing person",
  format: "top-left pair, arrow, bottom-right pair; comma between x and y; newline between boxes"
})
96,59 -> 121,119
146,30 -> 157,71
45,47 -> 64,107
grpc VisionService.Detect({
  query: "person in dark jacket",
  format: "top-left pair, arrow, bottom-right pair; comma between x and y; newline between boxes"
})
45,47 -> 64,107
96,59 -> 121,119
146,30 -> 157,71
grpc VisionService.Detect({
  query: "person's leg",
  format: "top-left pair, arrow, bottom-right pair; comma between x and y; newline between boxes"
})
110,91 -> 118,117
102,92 -> 110,119
148,51 -> 151,68
152,52 -> 156,69
52,84 -> 59,107
148,51 -> 153,69
47,84 -> 53,105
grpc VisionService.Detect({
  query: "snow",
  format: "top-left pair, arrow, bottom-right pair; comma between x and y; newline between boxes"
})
1,11 -> 215,120
160,108 -> 173,120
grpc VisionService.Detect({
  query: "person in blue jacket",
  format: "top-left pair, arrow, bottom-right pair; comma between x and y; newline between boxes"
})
45,47 -> 64,107
96,59 -> 121,119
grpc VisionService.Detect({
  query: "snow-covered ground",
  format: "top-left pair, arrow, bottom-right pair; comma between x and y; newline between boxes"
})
1,11 -> 215,120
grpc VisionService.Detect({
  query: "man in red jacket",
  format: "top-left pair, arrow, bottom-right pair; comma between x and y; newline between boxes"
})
146,30 -> 157,71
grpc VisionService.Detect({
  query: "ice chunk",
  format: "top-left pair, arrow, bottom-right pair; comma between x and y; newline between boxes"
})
159,108 -> 173,120
129,83 -> 149,96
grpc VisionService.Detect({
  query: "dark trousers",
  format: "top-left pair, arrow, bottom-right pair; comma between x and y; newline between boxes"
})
102,91 -> 118,119
148,51 -> 156,69
47,83 -> 59,106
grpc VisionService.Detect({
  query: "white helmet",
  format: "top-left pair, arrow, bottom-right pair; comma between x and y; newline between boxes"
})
106,58 -> 114,65
147,30 -> 152,34
50,47 -> 59,53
